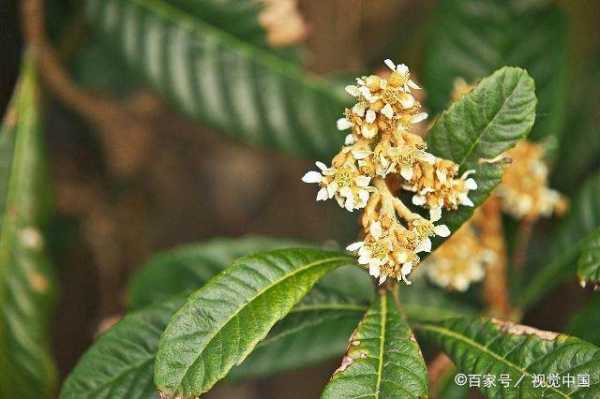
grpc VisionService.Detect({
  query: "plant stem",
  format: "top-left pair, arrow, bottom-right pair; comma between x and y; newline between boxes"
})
480,197 -> 511,318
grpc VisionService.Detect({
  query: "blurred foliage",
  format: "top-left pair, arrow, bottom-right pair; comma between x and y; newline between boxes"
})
1,0 -> 599,398
424,0 -> 567,146
0,55 -> 57,398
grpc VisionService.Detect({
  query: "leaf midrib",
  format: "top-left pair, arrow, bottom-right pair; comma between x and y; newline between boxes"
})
456,70 -> 527,167
415,323 -> 570,398
374,294 -> 387,399
118,0 -> 346,102
168,255 -> 351,394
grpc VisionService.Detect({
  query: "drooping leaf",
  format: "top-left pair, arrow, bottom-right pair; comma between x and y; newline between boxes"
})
60,295 -> 187,399
417,317 -> 600,398
154,248 -> 354,398
321,290 -> 429,399
128,236 -> 302,309
0,56 -> 58,398
577,228 -> 600,289
84,0 -> 347,158
427,66 -> 536,247
520,173 -> 600,307
424,0 -> 567,142
567,296 -> 600,347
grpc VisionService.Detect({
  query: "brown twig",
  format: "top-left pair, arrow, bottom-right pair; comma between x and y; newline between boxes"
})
512,217 -> 535,270
480,197 -> 511,318
428,353 -> 453,397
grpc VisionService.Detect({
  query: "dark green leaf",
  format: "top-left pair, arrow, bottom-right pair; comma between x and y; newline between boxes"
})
322,290 -> 428,399
84,0 -> 346,158
427,66 -> 536,246
62,286 -> 366,398
551,53 -> 600,191
434,368 -> 471,399
520,173 -> 600,307
401,278 -> 477,322
154,248 -> 354,398
60,295 -> 186,399
417,317 -> 600,398
230,286 -> 366,381
0,56 -> 58,398
128,236 -> 302,309
567,296 -> 600,347
162,0 -> 270,50
577,228 -> 600,289
424,0 -> 567,142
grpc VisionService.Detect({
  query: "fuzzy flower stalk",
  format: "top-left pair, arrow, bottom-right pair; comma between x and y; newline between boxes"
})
302,60 -> 477,285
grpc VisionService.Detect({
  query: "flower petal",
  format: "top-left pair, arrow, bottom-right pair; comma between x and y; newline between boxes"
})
370,221 -> 383,238
384,59 -> 396,71
345,85 -> 360,97
412,195 -> 426,206
337,118 -> 353,130
465,177 -> 478,190
415,238 -> 432,253
346,241 -> 364,252
381,104 -> 394,119
302,171 -> 322,184
434,224 -> 451,237
316,187 -> 329,201
366,109 -> 377,124
411,112 -> 428,124
400,165 -> 414,181
429,207 -> 442,222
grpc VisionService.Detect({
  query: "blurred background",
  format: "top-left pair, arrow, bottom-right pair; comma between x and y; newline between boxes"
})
1,0 -> 599,397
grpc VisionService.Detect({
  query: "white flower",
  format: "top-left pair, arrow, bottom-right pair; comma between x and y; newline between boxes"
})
352,150 -> 371,160
411,218 -> 451,254
458,170 -> 477,207
301,170 -> 323,184
337,117 -> 353,131
410,112 -> 428,124
352,102 -> 367,117
344,134 -> 356,145
345,85 -> 360,97
383,59 -> 421,91
381,104 -> 394,119
400,262 -> 413,285
365,109 -> 377,124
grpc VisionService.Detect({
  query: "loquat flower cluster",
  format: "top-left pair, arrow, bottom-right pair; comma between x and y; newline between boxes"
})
303,60 -> 477,285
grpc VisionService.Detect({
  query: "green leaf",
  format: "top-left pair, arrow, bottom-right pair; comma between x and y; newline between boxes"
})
161,0 -> 271,50
520,173 -> 600,307
60,295 -> 186,399
417,317 -> 600,398
427,66 -> 536,245
0,56 -> 58,398
62,287 -> 366,398
424,0 -> 567,142
577,228 -> 600,289
567,296 -> 600,347
84,0 -> 346,158
435,368 -> 471,399
154,248 -> 354,398
321,290 -> 428,399
230,286 -> 366,380
401,278 -> 477,322
128,236 -> 303,309
551,53 -> 600,191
